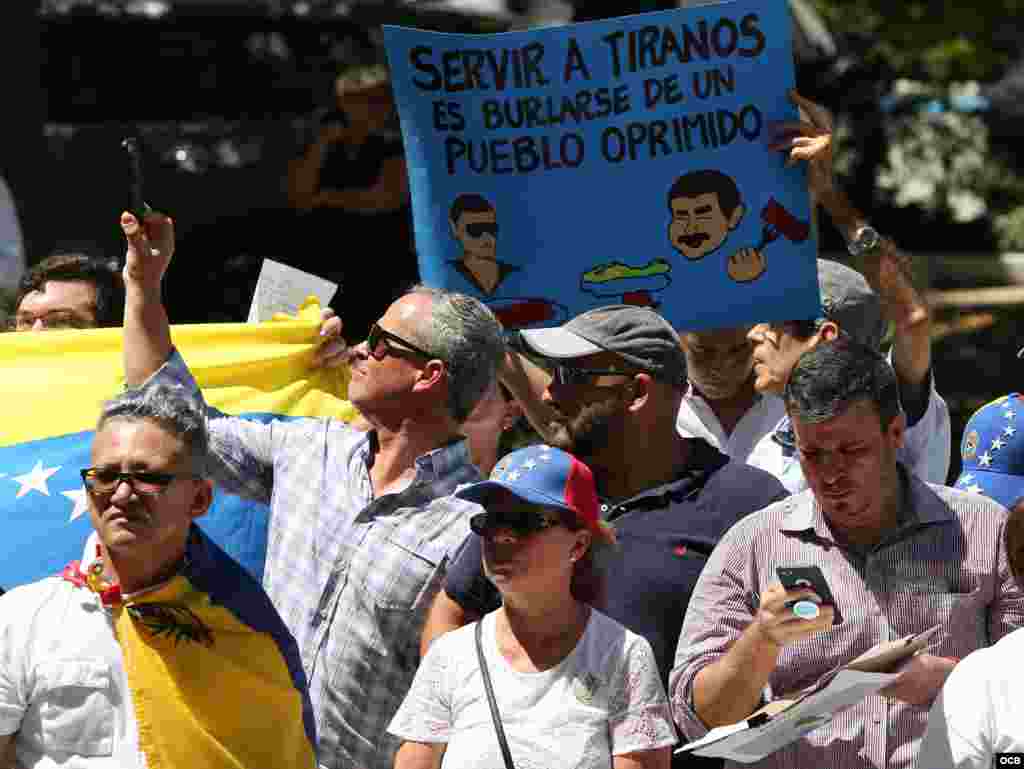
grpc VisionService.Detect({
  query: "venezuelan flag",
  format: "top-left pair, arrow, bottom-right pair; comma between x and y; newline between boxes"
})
0,299 -> 357,590
105,525 -> 318,767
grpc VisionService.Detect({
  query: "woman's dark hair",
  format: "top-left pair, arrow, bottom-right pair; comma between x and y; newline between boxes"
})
558,509 -> 606,607
569,548 -> 604,606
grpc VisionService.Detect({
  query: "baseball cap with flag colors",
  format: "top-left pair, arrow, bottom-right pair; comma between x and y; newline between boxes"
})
955,393 -> 1024,508
455,444 -> 615,544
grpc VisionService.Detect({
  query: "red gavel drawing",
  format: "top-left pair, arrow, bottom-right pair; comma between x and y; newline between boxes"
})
755,197 -> 811,251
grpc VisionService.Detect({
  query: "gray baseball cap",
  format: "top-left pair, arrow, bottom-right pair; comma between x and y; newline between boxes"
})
518,305 -> 687,386
817,259 -> 887,350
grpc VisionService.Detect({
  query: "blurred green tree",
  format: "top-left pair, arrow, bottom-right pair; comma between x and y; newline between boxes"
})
812,0 -> 1021,81
808,0 -> 1024,251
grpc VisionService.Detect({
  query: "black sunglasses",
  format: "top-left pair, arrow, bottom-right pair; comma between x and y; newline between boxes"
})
81,467 -> 193,497
470,508 -> 565,539
465,222 -> 498,238
551,363 -> 637,386
366,322 -> 438,361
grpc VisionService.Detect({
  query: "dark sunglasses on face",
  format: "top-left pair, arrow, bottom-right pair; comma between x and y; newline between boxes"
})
551,363 -> 638,386
366,322 -> 438,361
81,467 -> 193,496
470,508 -> 565,539
465,222 -> 498,239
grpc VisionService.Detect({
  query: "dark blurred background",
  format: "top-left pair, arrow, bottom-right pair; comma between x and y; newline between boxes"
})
6,0 -> 1024,480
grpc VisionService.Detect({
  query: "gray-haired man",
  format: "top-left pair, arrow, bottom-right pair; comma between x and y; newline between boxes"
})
0,386 -> 316,768
746,258 -> 950,492
117,209 -> 506,769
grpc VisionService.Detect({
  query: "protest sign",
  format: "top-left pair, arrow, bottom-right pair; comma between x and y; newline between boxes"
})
384,0 -> 823,331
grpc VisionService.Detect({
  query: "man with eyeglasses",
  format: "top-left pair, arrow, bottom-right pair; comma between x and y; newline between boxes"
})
745,256 -> 950,493
0,384 -> 316,768
10,252 -> 124,331
420,304 -> 787,768
447,193 -> 519,296
117,209 -> 506,769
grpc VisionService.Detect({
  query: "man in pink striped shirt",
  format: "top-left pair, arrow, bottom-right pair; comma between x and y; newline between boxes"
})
671,339 -> 1024,769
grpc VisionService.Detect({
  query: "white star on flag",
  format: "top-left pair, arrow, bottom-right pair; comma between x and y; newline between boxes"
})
62,487 -> 90,522
992,438 -> 1006,450
12,461 -> 61,499
979,452 -> 993,467
960,473 -> 975,484
537,453 -> 552,462
521,460 -> 537,471
1006,427 -> 1017,437
966,483 -> 983,494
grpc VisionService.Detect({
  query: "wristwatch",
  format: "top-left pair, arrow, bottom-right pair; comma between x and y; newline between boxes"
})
847,225 -> 882,257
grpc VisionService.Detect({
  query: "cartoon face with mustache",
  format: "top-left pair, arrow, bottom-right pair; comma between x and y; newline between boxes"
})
667,170 -> 746,262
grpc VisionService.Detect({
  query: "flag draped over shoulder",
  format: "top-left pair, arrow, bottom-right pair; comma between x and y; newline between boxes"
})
0,298 -> 357,590
90,527 -> 319,768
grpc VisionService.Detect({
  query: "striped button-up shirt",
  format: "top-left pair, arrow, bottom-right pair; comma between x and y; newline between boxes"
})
150,351 -> 483,769
670,469 -> 1024,769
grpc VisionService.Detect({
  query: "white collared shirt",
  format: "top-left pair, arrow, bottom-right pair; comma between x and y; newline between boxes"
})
676,386 -> 785,464
917,628 -> 1024,769
0,574 -> 144,768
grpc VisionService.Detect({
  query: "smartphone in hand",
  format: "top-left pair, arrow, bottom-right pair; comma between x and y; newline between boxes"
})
121,137 -> 152,222
776,565 -> 841,624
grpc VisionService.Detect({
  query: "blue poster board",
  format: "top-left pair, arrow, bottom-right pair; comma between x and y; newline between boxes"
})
384,0 -> 822,331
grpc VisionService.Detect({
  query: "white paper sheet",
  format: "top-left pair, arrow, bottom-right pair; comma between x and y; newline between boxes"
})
678,669 -> 899,762
246,259 -> 338,323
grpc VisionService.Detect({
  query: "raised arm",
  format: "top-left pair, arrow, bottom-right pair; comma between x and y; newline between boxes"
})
816,188 -> 932,391
780,92 -> 932,392
498,345 -> 565,446
118,209 -> 297,505
121,211 -> 175,387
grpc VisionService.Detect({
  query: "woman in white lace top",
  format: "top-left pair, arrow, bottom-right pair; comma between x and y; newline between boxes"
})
388,444 -> 676,769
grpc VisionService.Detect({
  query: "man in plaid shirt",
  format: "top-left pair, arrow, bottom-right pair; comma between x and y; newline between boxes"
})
117,209 -> 506,769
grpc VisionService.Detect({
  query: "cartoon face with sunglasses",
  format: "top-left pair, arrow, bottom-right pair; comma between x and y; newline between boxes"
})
448,193 -> 519,296
450,203 -> 498,262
